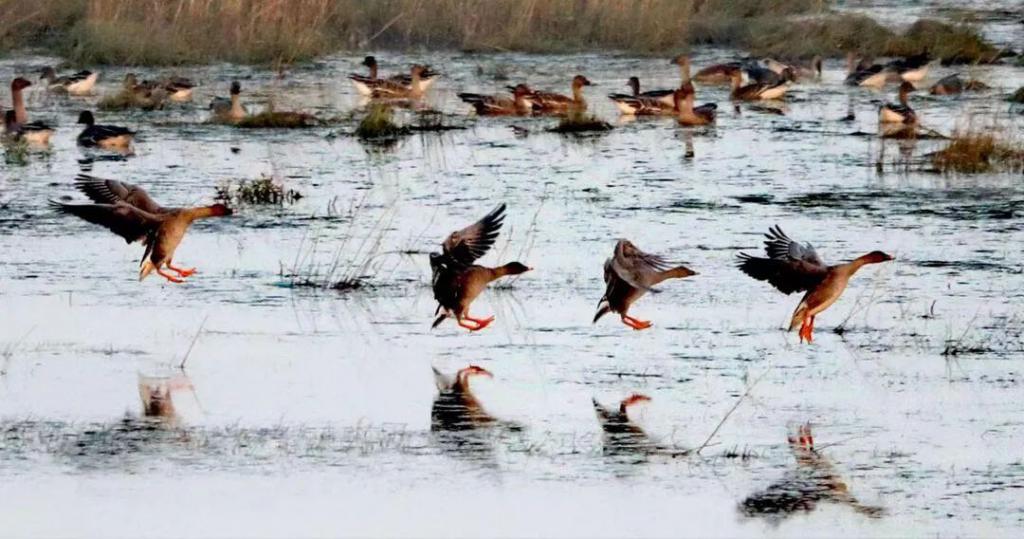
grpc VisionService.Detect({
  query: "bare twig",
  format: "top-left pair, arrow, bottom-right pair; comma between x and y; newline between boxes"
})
179,315 -> 209,369
695,369 -> 771,455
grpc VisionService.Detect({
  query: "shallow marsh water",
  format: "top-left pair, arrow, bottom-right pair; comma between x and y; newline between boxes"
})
1,13 -> 1024,538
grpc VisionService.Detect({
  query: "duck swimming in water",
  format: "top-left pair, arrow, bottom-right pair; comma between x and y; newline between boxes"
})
737,225 -> 893,343
878,81 -> 917,124
50,175 -> 233,283
594,239 -> 697,330
527,75 -> 593,112
76,110 -> 134,149
458,84 -> 537,115
39,66 -> 99,95
430,203 -> 531,331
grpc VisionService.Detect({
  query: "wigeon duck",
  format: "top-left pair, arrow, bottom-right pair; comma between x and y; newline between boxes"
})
730,70 -> 788,101
878,81 -> 917,124
39,66 -> 99,95
844,53 -> 888,88
763,56 -> 822,81
737,225 -> 893,343
77,110 -> 135,148
370,64 -> 430,99
431,365 -> 496,430
430,203 -> 531,331
694,60 -> 744,84
527,75 -> 593,112
607,76 -> 675,115
209,81 -> 246,123
161,76 -> 196,101
349,56 -> 439,96
929,73 -> 989,95
50,174 -> 233,283
594,239 -> 697,330
3,109 -> 53,145
886,51 -> 930,83
121,73 -> 168,108
458,84 -> 537,115
7,78 -> 54,143
673,86 -> 717,126
741,424 -> 884,519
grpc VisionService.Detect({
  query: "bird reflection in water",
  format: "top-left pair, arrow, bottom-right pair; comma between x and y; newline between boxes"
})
593,394 -> 687,460
741,423 -> 884,521
431,365 -> 521,460
138,373 -> 194,426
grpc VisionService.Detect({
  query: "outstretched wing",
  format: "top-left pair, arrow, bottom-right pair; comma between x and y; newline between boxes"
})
50,200 -> 161,244
737,225 -> 828,294
73,174 -> 167,214
438,203 -> 506,267
610,239 -> 673,291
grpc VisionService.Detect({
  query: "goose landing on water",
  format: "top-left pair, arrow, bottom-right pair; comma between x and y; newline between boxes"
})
737,225 -> 893,343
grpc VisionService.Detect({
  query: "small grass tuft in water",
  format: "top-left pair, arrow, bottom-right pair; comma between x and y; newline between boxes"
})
549,111 -> 612,134
235,110 -> 321,129
930,130 -> 1024,174
3,139 -> 30,166
356,104 -> 409,140
216,174 -> 302,205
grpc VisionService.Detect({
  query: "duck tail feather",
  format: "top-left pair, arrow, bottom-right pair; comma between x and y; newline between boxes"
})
593,304 -> 611,324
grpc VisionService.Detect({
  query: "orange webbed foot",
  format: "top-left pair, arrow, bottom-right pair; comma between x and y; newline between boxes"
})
156,268 -> 184,284
621,316 -> 653,331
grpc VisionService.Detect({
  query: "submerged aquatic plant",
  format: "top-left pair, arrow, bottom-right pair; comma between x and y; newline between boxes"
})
215,174 -> 302,205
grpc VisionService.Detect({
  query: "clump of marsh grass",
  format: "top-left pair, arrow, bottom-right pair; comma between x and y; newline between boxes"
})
3,139 -> 30,166
235,109 -> 321,129
549,111 -> 612,134
356,104 -> 409,141
2,1 -> 1004,65
281,196 -> 399,291
930,129 -> 1024,174
215,174 -> 302,206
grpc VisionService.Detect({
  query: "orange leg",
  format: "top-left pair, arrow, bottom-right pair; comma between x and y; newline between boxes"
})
456,317 -> 483,331
621,315 -> 653,331
167,261 -> 196,277
463,314 -> 495,330
625,315 -> 653,330
156,266 -> 184,284
798,319 -> 810,343
807,316 -> 815,343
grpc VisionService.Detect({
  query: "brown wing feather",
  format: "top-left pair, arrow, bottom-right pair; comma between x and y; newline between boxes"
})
74,174 -> 167,214
439,203 -> 506,267
50,200 -> 162,244
610,239 -> 673,291
737,225 -> 828,294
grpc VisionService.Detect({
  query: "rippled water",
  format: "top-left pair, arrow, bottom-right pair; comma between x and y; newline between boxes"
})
1,14 -> 1023,538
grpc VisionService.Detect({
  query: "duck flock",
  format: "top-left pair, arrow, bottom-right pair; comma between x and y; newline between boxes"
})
0,49 -> 1003,484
